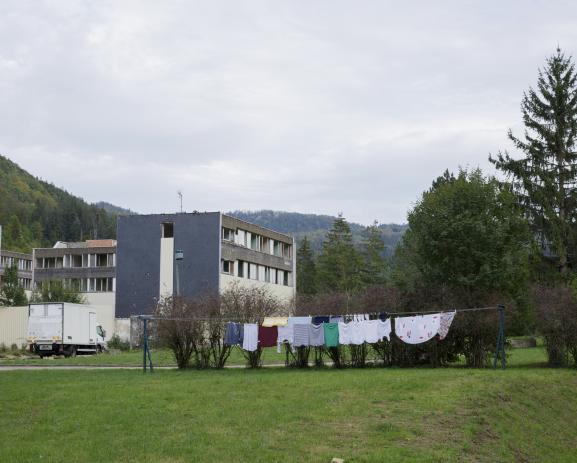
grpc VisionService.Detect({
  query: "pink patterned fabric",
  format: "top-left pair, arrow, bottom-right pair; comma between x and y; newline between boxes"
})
438,311 -> 456,340
394,314 -> 441,345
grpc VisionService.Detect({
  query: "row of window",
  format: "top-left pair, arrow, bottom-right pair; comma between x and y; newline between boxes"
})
0,276 -> 32,290
35,253 -> 116,269
221,259 -> 292,286
0,256 -> 32,271
222,227 -> 292,259
37,277 -> 115,293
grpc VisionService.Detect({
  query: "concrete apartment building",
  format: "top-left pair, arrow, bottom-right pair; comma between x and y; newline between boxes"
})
32,239 -> 117,308
0,250 -> 33,295
115,212 -> 295,317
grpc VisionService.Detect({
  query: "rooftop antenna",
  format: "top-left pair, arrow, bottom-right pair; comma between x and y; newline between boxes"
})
177,190 -> 183,213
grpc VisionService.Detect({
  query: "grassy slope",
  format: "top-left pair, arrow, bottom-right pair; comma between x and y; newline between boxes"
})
1,349 -> 576,462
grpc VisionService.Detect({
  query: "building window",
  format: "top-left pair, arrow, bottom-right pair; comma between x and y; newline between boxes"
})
236,229 -> 247,247
222,227 -> 235,241
250,234 -> 260,251
161,222 -> 174,238
237,260 -> 245,278
273,241 -> 281,257
96,254 -> 109,267
249,263 -> 258,280
221,260 -> 234,275
283,271 -> 290,286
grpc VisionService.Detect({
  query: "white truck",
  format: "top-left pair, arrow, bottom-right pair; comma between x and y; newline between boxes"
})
27,303 -> 107,357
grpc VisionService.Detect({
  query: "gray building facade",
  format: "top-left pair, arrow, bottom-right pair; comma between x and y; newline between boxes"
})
0,250 -> 33,290
115,212 -> 295,317
33,240 -> 117,295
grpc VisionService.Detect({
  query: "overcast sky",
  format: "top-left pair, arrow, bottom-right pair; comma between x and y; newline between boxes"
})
1,1 -> 576,224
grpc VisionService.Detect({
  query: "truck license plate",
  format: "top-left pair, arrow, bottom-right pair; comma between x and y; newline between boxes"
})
39,345 -> 52,350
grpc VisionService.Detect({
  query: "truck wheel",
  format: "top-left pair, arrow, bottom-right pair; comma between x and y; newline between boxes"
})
97,345 -> 103,354
67,346 -> 77,358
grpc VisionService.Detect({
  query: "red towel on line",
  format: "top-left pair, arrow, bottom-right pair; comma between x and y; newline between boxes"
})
258,325 -> 278,348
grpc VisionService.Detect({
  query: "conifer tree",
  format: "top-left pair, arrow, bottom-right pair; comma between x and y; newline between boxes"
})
490,48 -> 577,273
296,237 -> 317,294
317,214 -> 363,293
0,262 -> 27,306
361,221 -> 388,286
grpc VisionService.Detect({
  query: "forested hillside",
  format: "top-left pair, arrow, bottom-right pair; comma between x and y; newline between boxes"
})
228,210 -> 407,255
0,155 -> 116,253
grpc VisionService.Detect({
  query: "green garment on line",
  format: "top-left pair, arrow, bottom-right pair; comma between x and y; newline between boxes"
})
324,323 -> 339,347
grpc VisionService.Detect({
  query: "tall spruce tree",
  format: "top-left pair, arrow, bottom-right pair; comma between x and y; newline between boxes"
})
0,262 -> 27,306
361,221 -> 388,286
317,214 -> 363,293
296,237 -> 317,294
490,48 -> 577,273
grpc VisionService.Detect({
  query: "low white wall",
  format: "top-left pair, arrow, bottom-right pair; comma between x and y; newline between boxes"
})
0,306 -> 28,348
114,318 -> 131,342
83,292 -> 115,307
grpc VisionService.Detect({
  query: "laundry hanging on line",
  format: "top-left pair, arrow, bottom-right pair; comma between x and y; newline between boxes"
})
394,314 -> 441,345
262,317 -> 288,327
228,311 -> 456,352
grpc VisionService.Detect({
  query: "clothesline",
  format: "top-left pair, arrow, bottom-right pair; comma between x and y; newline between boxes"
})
137,305 -> 503,323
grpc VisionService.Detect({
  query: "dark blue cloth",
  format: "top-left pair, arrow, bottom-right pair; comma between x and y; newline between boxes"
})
378,312 -> 389,321
312,315 -> 330,324
224,322 -> 242,345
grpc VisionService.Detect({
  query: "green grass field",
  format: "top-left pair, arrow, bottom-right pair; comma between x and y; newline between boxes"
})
0,346 -> 287,366
1,347 -> 576,462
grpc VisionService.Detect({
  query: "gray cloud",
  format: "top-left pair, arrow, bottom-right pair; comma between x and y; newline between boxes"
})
1,1 -> 576,224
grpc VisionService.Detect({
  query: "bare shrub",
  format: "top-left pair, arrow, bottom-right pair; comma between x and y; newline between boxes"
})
221,282 -> 284,368
154,293 -> 232,369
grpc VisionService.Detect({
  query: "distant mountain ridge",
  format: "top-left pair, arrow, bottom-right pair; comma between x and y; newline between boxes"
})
228,210 -> 407,255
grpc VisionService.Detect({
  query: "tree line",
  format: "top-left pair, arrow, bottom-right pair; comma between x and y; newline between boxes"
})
296,48 -> 577,367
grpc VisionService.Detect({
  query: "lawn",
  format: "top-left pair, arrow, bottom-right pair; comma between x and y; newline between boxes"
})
1,348 -> 576,462
0,346 -> 288,367
0,339 -> 548,368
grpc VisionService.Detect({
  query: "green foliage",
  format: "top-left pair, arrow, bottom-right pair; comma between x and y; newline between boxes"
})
30,280 -> 86,304
0,155 -> 117,252
395,169 -> 532,307
0,262 -> 27,306
490,48 -> 577,275
361,221 -> 388,286
316,214 -> 364,293
107,334 -> 131,352
296,237 -> 317,294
